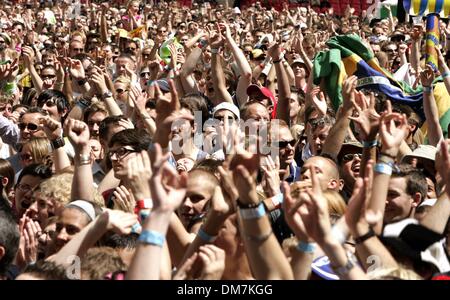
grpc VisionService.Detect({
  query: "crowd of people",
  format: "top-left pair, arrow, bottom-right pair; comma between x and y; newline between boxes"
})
0,0 -> 449,280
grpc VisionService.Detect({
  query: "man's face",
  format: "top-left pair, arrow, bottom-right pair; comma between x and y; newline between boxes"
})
371,44 -> 381,54
19,113 -> 46,142
69,41 -> 84,57
245,103 -> 270,128
15,175 -> 43,217
301,156 -> 338,191
292,63 -> 307,78
55,208 -> 90,251
272,126 -> 295,168
109,142 -> 138,179
40,97 -> 61,121
87,111 -> 107,138
115,57 -> 134,77
385,177 -> 418,223
289,95 -> 300,119
41,67 -> 57,90
309,125 -> 330,156
0,102 -> 12,118
177,176 -> 214,228
340,151 -> 362,188
14,24 -> 24,38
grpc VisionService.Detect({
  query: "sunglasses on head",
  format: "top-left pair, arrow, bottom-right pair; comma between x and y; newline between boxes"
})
18,122 -> 39,131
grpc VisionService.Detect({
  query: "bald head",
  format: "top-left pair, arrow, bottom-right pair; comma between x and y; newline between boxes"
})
301,156 -> 342,191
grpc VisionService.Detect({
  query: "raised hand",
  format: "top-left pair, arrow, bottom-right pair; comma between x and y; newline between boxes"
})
297,165 -> 333,245
379,101 -> 408,157
420,64 -> 435,87
97,209 -> 138,235
64,118 -> 90,152
69,59 -> 86,81
342,75 -> 358,112
113,185 -> 136,214
348,91 -> 380,141
40,116 -> 62,141
149,143 -> 188,214
196,245 -> 226,280
435,139 -> 450,197
282,182 -> 312,242
260,155 -> 281,197
306,86 -> 327,116
91,66 -> 109,95
127,151 -> 152,201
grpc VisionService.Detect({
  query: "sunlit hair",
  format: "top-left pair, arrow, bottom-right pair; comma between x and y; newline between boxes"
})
367,267 -> 423,280
22,137 -> 52,166
322,190 -> 347,216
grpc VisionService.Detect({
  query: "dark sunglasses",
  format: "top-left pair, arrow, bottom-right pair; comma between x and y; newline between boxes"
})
276,140 -> 296,148
44,99 -> 57,107
18,123 -> 39,131
116,89 -> 127,94
140,72 -> 150,78
342,153 -> 362,162
41,74 -> 56,80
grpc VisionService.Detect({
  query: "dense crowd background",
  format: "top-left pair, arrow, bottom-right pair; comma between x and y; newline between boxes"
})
0,0 -> 449,280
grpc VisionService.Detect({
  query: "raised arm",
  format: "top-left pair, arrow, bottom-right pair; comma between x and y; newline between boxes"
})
126,145 -> 188,280
268,42 -> 291,123
22,46 -> 43,93
210,25 -> 234,105
368,102 -> 409,234
40,116 -> 71,173
420,65 -> 443,146
65,118 -> 95,202
223,23 -> 252,106
321,76 -> 357,160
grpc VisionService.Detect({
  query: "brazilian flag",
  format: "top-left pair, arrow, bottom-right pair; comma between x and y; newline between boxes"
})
313,34 -> 450,137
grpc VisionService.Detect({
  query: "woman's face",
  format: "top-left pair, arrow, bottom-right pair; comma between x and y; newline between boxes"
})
20,143 -> 34,168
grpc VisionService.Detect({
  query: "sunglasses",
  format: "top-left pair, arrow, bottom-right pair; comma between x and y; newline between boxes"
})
41,74 -> 56,80
20,153 -> 33,161
276,140 -> 296,148
140,72 -> 150,78
126,47 -> 136,51
18,123 -> 39,131
116,89 -> 127,94
342,153 -> 362,162
72,48 -> 84,52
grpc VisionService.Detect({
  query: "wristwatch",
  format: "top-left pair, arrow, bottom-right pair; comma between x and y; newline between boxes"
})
51,137 -> 65,150
100,91 -> 113,100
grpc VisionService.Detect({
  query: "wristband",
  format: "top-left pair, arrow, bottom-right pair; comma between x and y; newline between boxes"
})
197,227 -> 217,243
296,241 -> 316,253
238,202 -> 266,220
139,210 -> 150,222
270,193 -> 284,209
442,71 -> 450,79
374,163 -> 392,175
51,137 -> 65,150
362,140 -> 377,148
77,154 -> 91,166
354,227 -> 375,244
198,39 -> 208,49
272,58 -> 282,64
131,222 -> 142,234
135,198 -> 153,211
423,86 -> 432,93
138,230 -> 165,247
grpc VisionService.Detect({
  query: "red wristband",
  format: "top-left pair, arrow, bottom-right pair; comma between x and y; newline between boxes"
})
134,198 -> 153,214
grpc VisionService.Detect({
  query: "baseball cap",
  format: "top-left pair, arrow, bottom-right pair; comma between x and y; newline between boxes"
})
212,102 -> 240,120
246,84 -> 275,104
337,141 -> 363,163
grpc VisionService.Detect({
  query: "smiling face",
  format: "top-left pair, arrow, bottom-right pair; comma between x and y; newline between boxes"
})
385,177 -> 419,224
339,149 -> 362,189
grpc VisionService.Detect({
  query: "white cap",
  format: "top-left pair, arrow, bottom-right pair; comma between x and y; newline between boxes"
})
212,102 -> 240,120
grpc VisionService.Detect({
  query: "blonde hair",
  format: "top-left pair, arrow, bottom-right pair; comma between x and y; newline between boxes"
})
322,190 -> 347,216
114,75 -> 131,87
38,172 -> 105,208
368,267 -> 423,280
23,137 -> 52,166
